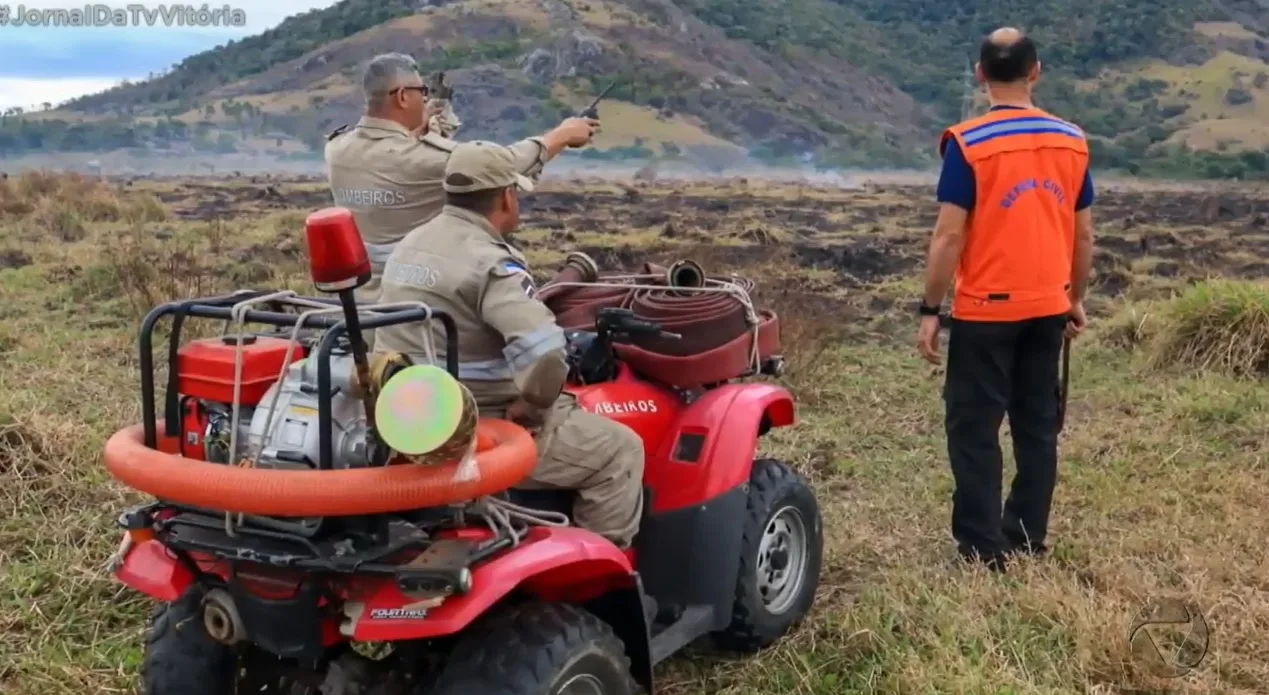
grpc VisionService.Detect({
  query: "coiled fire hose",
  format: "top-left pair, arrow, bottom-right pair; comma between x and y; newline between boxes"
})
538,256 -> 782,388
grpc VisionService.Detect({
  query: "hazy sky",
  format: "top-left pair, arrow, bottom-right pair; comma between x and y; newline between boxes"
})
0,0 -> 340,110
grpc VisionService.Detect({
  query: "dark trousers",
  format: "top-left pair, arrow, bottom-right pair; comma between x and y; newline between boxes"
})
943,313 -> 1066,569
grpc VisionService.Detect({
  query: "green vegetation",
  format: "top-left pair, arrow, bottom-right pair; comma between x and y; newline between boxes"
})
0,97 -> 334,156
0,116 -> 161,152
680,0 -> 1268,176
1095,142 -> 1269,180
417,38 -> 542,73
681,0 -> 1220,120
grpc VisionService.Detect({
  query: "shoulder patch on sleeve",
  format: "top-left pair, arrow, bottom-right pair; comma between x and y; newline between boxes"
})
487,253 -> 531,276
518,273 -> 537,298
490,258 -> 537,297
326,124 -> 349,141
421,132 -> 456,152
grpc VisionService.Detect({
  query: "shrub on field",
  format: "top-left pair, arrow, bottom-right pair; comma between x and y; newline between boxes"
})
98,224 -> 223,317
0,170 -> 167,234
1097,303 -> 1156,351
0,171 -> 216,317
0,411 -> 48,478
1142,279 -> 1269,377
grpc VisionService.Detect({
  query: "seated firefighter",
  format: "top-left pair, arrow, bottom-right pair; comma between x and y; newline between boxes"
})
374,140 -> 645,549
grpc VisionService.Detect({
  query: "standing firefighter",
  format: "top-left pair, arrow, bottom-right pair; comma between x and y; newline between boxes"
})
915,27 -> 1095,572
324,53 -> 599,309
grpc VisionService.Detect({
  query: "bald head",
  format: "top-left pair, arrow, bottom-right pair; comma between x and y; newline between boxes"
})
989,27 -> 1024,44
979,27 -> 1039,84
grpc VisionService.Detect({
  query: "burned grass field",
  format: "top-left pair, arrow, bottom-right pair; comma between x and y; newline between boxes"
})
2,170 -> 1269,694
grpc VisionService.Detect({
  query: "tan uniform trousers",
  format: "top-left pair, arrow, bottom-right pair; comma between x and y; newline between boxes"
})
515,395 -> 646,548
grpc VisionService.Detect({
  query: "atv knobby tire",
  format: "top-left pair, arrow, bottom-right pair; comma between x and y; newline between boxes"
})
713,457 -> 823,652
430,601 -> 640,695
141,586 -> 237,695
141,586 -> 311,694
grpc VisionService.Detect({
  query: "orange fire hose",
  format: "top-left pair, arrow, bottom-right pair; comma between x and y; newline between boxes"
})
103,418 -> 537,517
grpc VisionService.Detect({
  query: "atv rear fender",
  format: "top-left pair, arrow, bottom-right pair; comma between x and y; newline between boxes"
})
349,526 -> 638,640
351,525 -> 652,690
646,382 -> 795,514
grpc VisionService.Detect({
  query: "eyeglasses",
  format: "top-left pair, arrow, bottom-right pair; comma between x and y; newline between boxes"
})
390,85 -> 428,97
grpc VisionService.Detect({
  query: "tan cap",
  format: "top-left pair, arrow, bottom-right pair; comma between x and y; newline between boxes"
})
443,140 -> 535,194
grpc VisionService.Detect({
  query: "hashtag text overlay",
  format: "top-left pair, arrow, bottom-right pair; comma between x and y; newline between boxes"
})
0,4 -> 247,27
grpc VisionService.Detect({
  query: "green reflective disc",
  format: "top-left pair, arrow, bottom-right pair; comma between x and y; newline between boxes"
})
375,364 -> 465,455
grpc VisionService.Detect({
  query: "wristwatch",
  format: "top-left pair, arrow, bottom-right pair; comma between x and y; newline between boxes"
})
917,302 -> 941,316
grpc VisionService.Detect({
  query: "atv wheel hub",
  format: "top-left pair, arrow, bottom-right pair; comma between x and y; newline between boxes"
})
757,505 -> 808,614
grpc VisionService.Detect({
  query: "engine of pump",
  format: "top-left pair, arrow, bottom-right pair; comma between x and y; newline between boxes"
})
161,334 -> 392,470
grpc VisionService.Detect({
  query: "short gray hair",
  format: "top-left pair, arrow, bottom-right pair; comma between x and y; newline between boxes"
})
362,53 -> 420,111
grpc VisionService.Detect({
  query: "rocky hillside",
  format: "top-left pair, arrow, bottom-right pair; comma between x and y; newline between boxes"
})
6,0 -> 1269,177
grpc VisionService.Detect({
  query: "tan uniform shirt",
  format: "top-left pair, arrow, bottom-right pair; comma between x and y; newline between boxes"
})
324,116 -> 550,301
374,206 -> 567,414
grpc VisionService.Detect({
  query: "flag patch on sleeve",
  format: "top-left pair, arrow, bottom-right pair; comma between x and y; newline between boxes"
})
502,261 -> 536,297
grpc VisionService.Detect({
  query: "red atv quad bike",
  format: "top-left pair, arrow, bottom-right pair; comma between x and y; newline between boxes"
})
104,208 -> 823,694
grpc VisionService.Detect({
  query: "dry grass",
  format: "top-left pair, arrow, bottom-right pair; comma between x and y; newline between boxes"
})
586,101 -> 738,152
3,172 -> 1269,694
1194,21 -> 1261,40
0,171 -> 167,244
1143,279 -> 1269,377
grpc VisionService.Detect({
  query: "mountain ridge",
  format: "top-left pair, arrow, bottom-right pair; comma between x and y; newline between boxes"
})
4,0 -> 1269,178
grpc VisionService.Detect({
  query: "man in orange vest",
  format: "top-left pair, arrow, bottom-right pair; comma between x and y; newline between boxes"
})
915,27 -> 1095,572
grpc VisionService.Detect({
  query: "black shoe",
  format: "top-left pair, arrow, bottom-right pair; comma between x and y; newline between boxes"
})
982,555 -> 1008,573
1005,538 -> 1048,558
959,548 -> 1009,573
1004,527 -> 1048,556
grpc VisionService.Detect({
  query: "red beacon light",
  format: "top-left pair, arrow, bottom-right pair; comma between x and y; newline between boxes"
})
304,207 -> 371,293
303,205 -> 379,434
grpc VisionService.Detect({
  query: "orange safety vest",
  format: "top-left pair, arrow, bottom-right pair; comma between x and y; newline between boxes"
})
938,106 -> 1089,322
